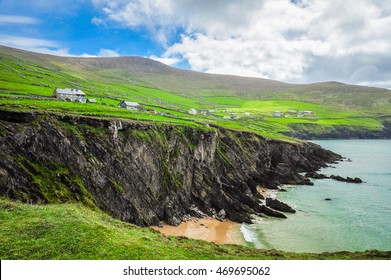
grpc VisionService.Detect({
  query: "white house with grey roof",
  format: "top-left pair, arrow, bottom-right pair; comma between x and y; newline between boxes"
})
188,108 -> 197,115
118,100 -> 140,110
53,88 -> 86,102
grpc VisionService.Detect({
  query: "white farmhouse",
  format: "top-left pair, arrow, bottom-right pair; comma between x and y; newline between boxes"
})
53,88 -> 86,102
188,108 -> 197,115
273,111 -> 283,117
118,100 -> 140,110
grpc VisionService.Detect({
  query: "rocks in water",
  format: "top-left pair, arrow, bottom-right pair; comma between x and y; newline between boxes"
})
266,198 -> 296,213
305,172 -> 363,184
330,175 -> 363,183
261,205 -> 287,219
330,175 -> 345,181
305,171 -> 329,179
300,177 -> 314,185
350,177 -> 363,183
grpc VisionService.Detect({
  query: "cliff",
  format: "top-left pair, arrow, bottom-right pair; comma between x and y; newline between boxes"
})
0,110 -> 341,226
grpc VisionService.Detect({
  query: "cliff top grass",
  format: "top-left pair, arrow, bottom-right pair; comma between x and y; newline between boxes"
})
1,197 -> 390,260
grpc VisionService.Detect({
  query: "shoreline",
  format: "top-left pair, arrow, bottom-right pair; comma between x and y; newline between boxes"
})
150,186 -> 283,246
151,217 -> 247,245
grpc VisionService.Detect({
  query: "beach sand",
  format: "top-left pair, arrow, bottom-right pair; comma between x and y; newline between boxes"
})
151,186 -> 284,245
151,217 -> 246,245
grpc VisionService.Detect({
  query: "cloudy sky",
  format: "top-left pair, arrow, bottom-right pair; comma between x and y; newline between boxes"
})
1,0 -> 391,88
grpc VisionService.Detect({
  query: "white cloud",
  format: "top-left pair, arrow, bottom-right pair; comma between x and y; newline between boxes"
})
80,49 -> 120,57
0,34 -> 77,56
0,34 -> 60,49
93,0 -> 391,86
149,55 -> 180,66
0,35 -> 120,58
98,48 -> 120,57
0,15 -> 39,25
91,17 -> 105,26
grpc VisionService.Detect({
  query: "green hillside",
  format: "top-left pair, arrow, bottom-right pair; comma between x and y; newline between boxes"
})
1,45 -> 391,139
1,197 -> 389,260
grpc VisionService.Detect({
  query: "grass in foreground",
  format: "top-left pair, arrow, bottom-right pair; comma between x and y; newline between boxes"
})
0,197 -> 390,260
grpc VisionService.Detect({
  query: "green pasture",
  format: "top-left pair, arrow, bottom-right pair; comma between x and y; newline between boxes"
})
0,47 -> 389,140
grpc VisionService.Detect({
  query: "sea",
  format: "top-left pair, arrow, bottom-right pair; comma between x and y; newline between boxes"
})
241,140 -> 391,253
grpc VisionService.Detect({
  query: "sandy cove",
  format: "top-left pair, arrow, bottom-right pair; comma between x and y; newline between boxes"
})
152,186 -> 285,245
152,217 -> 246,245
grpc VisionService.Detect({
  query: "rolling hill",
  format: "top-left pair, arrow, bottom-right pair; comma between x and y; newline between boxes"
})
1,45 -> 390,139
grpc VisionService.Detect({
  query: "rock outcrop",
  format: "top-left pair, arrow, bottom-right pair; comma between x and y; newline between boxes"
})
0,110 -> 341,226
329,175 -> 363,183
305,171 -> 363,184
305,171 -> 329,179
261,205 -> 287,219
266,198 -> 296,213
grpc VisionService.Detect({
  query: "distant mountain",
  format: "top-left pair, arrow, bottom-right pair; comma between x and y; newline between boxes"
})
0,46 -> 389,97
0,45 -> 291,92
1,45 -> 389,111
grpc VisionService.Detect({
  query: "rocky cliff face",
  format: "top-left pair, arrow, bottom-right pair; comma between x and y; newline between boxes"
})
0,110 -> 341,226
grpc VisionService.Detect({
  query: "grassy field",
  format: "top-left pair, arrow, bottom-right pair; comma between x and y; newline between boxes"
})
1,197 -> 389,260
1,45 -> 390,140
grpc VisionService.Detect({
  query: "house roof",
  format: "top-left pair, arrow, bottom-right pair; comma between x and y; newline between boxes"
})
55,88 -> 86,96
120,100 -> 139,107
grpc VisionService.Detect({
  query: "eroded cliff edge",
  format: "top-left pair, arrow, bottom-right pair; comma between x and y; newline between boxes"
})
0,111 -> 341,226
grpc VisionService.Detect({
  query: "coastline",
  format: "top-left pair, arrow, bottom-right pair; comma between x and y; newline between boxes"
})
151,217 -> 247,245
257,186 -> 276,199
151,186 -> 288,246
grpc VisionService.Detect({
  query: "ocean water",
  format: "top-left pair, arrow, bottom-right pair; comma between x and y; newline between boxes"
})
241,140 -> 391,253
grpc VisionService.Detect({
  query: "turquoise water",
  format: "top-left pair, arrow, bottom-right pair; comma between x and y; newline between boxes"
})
241,140 -> 391,253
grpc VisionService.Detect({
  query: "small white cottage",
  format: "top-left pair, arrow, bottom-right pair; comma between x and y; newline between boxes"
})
53,88 -> 86,102
188,108 -> 197,115
118,100 -> 140,110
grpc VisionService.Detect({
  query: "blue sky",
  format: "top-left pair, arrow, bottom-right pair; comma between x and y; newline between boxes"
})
1,0 -> 391,89
0,0 -> 165,57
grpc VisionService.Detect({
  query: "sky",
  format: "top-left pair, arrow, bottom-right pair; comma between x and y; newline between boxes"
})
1,0 -> 391,89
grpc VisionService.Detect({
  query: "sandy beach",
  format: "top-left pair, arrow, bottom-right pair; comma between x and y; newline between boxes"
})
151,187 -> 281,245
152,217 -> 246,245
